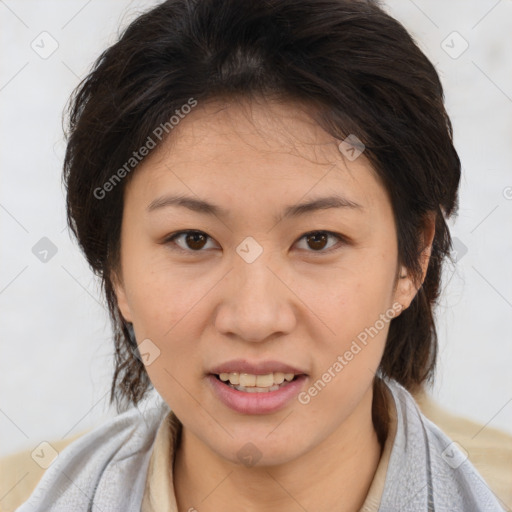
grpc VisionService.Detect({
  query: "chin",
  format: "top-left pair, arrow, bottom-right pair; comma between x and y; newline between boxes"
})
214,432 -> 311,469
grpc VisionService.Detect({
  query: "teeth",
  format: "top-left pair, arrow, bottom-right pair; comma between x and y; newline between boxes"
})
239,373 -> 256,387
256,374 -> 274,387
274,372 -> 285,384
217,371 -> 298,388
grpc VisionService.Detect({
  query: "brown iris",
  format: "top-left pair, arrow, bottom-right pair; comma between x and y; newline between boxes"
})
306,232 -> 329,251
184,232 -> 208,250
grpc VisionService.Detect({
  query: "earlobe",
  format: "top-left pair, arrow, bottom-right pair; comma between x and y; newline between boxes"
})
393,268 -> 416,314
111,272 -> 133,323
393,213 -> 436,314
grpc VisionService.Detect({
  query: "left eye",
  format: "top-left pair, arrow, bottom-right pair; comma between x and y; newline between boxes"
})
295,230 -> 345,253
164,230 -> 345,253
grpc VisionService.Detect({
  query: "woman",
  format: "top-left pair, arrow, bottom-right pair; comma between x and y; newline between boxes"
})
16,0 -> 506,510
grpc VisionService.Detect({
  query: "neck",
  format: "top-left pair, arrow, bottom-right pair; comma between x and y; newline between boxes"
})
174,381 -> 387,512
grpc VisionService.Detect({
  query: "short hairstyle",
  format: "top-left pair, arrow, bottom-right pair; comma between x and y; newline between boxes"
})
63,0 -> 461,411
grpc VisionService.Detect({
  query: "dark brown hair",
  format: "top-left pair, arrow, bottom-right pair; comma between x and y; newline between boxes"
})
63,0 -> 460,411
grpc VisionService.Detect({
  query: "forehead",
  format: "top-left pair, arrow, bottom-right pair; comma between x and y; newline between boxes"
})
126,98 -> 389,215
158,98 -> 351,170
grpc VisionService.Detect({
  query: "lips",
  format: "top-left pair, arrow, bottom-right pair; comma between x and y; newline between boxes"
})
206,359 -> 308,413
207,373 -> 308,414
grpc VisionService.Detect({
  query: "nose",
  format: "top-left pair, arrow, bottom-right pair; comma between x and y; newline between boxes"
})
214,255 -> 297,343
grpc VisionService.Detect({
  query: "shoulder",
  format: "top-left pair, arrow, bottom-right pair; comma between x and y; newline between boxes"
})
6,397 -> 170,512
415,386 -> 512,511
382,378 -> 508,511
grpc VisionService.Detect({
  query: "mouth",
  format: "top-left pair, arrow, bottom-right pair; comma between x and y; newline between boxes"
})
206,361 -> 308,414
212,371 -> 301,393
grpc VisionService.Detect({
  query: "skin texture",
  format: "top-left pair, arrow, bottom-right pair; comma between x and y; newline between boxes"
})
113,98 -> 434,512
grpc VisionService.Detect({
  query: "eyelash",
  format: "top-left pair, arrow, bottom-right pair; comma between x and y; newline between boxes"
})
163,229 -> 348,255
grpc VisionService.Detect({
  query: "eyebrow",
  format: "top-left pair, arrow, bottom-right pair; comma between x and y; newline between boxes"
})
146,193 -> 362,223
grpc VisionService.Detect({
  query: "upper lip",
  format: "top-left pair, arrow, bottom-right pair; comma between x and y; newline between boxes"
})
209,359 -> 308,376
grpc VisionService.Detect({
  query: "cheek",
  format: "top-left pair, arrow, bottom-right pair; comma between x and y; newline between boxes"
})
306,252 -> 396,338
122,244 -> 204,334
122,262 -> 211,406
298,251 -> 396,406
132,278 -> 209,412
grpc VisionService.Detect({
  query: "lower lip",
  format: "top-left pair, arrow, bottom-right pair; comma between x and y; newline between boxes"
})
207,374 -> 308,415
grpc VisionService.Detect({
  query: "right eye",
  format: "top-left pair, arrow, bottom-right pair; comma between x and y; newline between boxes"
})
163,230 -> 219,253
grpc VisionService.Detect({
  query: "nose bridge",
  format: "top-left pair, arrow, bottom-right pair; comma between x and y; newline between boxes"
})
214,243 -> 296,342
237,254 -> 277,301
233,235 -> 279,297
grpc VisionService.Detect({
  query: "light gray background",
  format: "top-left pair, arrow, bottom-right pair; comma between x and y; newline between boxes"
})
1,0 -> 511,459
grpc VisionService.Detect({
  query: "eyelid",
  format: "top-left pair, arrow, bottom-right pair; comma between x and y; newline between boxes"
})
163,229 -> 349,254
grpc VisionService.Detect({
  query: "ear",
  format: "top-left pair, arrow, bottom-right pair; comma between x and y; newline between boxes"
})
393,212 -> 436,314
111,270 -> 134,323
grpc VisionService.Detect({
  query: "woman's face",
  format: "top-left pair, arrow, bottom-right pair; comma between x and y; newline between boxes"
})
114,98 -> 416,466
